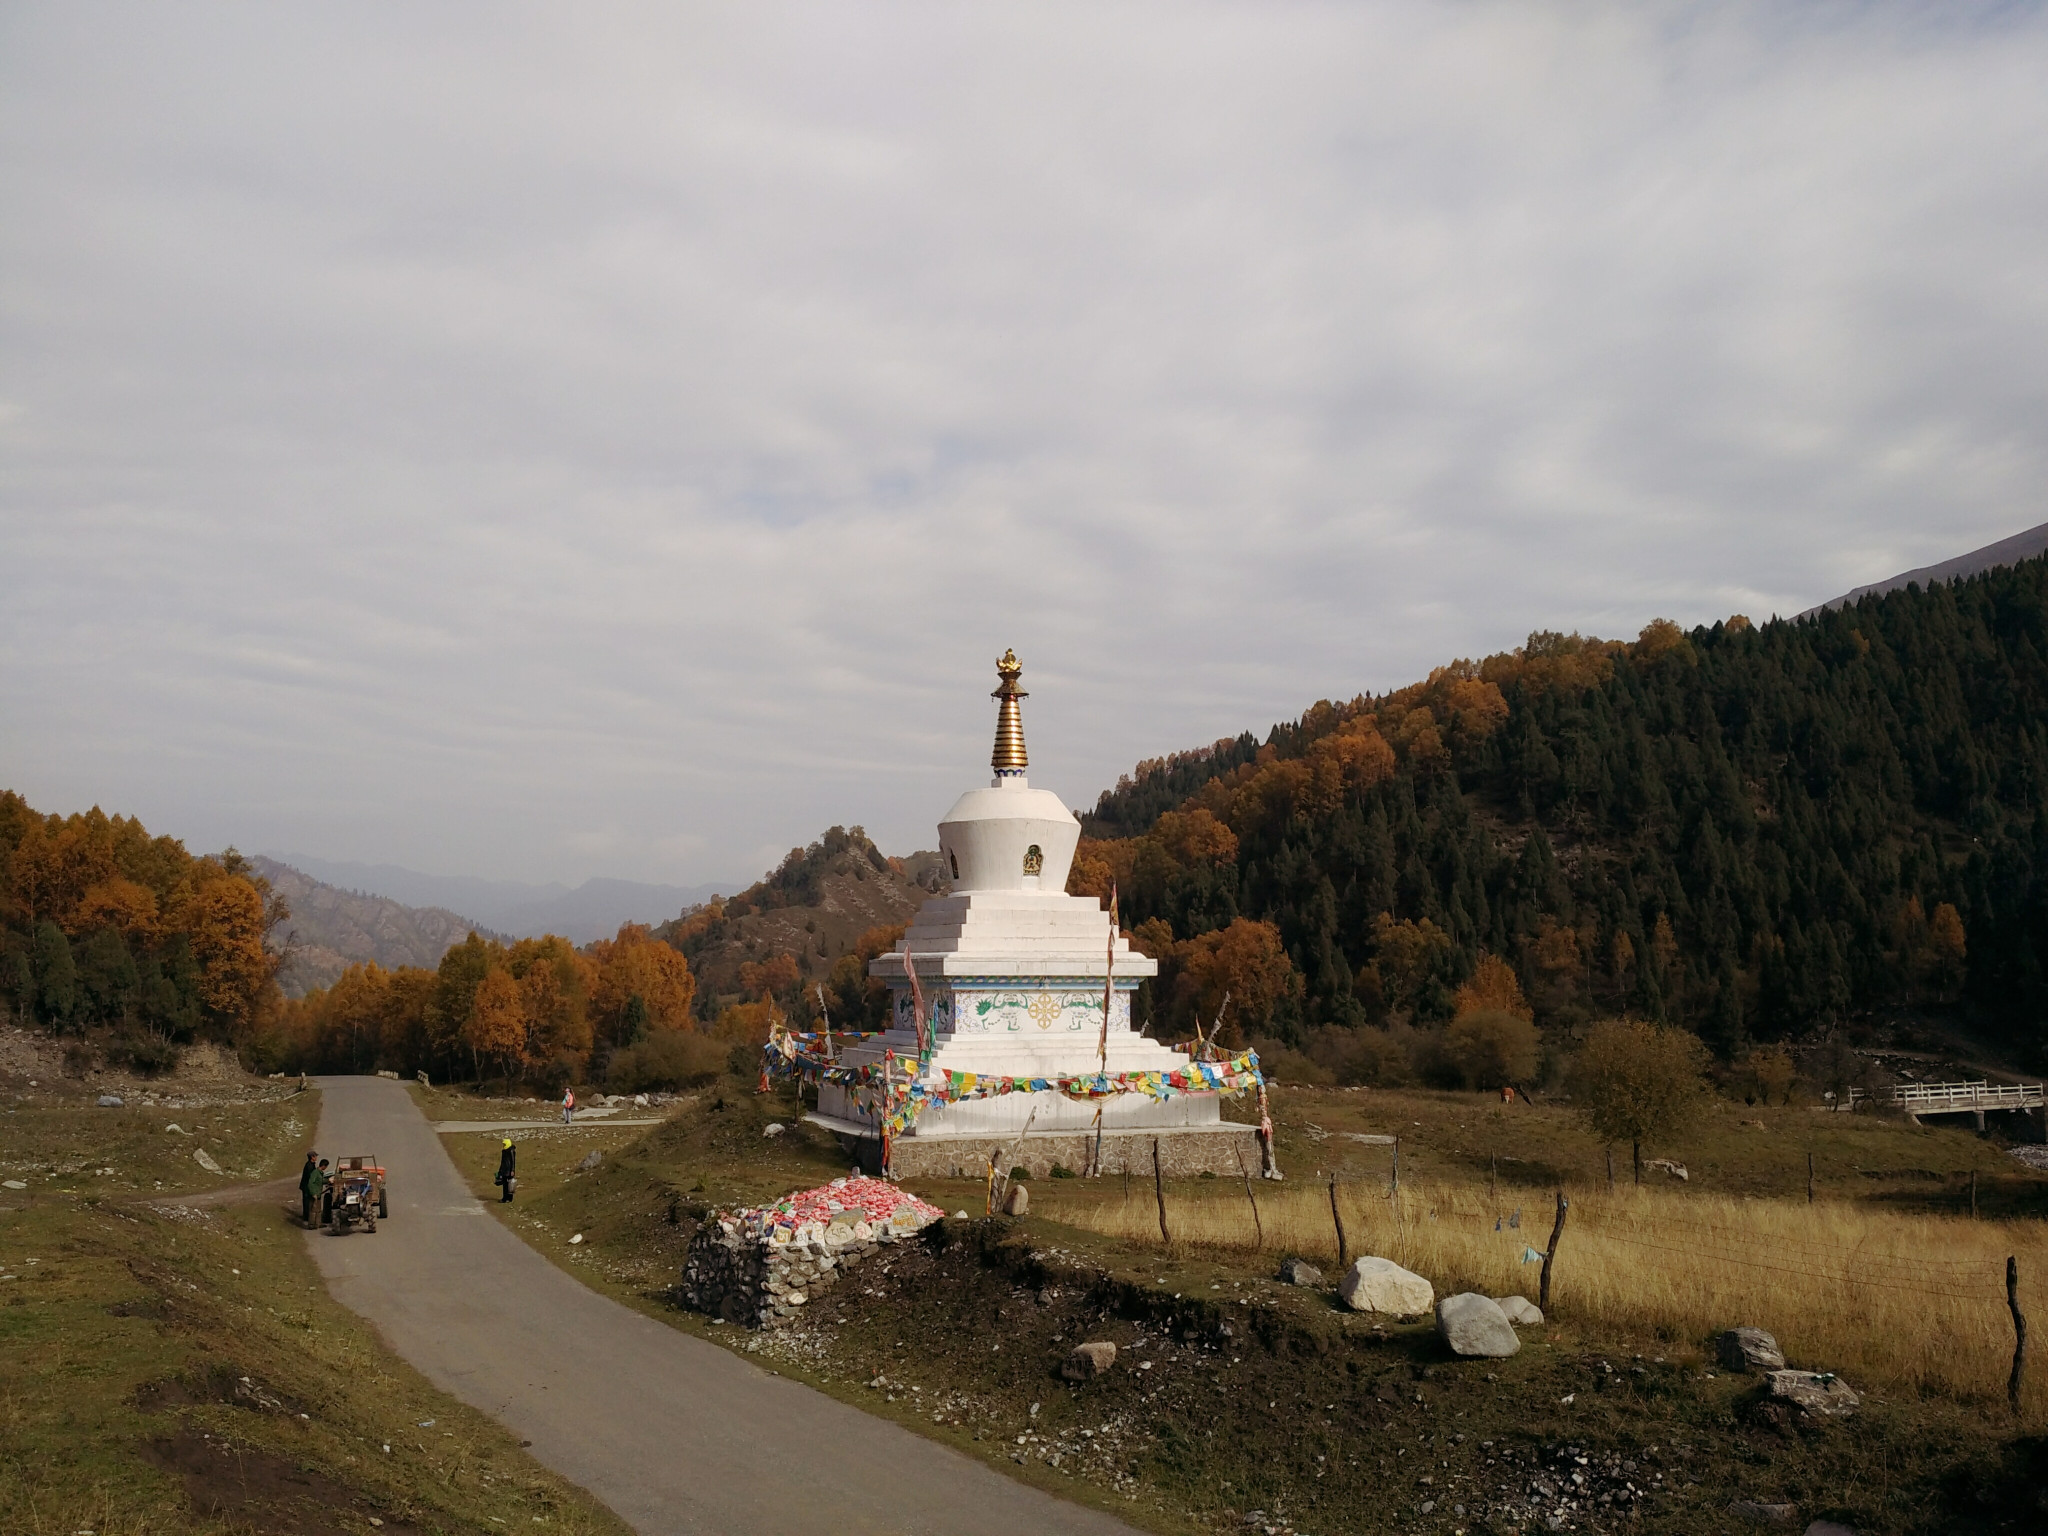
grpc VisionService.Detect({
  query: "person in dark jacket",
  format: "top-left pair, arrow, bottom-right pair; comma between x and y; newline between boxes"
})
299,1151 -> 319,1226
315,1158 -> 334,1226
495,1138 -> 516,1202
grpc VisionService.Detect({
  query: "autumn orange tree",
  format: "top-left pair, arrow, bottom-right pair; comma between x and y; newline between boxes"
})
0,792 -> 283,1047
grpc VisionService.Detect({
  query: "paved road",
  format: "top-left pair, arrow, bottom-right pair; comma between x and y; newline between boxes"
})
429,1117 -> 665,1133
308,1076 -> 1137,1536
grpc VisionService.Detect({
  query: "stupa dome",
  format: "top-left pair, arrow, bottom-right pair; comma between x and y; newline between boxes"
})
936,651 -> 1081,892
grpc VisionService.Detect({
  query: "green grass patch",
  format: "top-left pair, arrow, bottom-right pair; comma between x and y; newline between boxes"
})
0,1089 -> 632,1536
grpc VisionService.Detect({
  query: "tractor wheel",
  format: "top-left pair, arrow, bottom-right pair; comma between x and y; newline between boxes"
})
378,1192 -> 389,1219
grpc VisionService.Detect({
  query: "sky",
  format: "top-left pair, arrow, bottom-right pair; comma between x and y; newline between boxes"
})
3,3 -> 2046,889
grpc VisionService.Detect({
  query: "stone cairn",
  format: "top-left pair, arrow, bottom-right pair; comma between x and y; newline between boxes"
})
680,1176 -> 942,1330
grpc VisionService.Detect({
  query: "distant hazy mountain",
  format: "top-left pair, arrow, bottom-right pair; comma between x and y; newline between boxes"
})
262,852 -> 733,943
1801,519 -> 2048,617
253,856 -> 502,997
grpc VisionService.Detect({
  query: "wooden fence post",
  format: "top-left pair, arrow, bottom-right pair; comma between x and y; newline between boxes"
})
1235,1144 -> 1263,1251
2010,1256 -> 2028,1415
1539,1191 -> 1569,1313
1152,1138 -> 1170,1248
1390,1136 -> 1400,1197
1605,1146 -> 1613,1192
1329,1177 -> 1349,1269
1807,1152 -> 1815,1205
1970,1168 -> 1979,1219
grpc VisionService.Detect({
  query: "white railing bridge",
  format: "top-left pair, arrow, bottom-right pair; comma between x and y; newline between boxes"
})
1846,1080 -> 2046,1113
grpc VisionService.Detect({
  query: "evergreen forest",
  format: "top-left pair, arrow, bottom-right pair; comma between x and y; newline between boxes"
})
1070,555 -> 2048,1070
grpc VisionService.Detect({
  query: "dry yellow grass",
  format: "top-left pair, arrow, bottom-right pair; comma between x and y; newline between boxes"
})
1047,1174 -> 2048,1415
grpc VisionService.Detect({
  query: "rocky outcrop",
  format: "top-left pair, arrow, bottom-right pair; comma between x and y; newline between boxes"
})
1494,1294 -> 1543,1326
1436,1293 -> 1521,1358
1337,1256 -> 1434,1316
1764,1370 -> 1860,1418
1718,1327 -> 1786,1373
1276,1257 -> 1323,1287
1061,1342 -> 1117,1380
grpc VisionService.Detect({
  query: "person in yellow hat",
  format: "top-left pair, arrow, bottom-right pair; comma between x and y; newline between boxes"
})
495,1138 -> 517,1202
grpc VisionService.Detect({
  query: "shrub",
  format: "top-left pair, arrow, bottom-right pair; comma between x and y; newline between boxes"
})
1442,1009 -> 1541,1090
107,1031 -> 180,1076
607,1030 -> 728,1093
1010,1166 -> 1030,1182
1050,1164 -> 1077,1179
1300,1023 -> 1416,1086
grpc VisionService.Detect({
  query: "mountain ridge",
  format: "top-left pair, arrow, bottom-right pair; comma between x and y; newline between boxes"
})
1800,518 -> 2048,617
262,853 -> 733,943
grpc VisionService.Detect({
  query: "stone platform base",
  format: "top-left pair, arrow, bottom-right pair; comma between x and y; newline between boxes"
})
809,1119 -> 1265,1180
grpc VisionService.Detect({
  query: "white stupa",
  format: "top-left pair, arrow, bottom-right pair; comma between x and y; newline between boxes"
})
808,651 -> 1260,1179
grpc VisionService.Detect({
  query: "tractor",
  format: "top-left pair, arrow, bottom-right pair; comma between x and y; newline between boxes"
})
327,1154 -> 387,1233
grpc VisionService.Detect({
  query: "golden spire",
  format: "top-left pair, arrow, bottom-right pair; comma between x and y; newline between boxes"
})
991,648 -> 1028,776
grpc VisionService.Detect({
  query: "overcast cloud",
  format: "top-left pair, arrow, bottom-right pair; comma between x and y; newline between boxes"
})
3,2 -> 2045,888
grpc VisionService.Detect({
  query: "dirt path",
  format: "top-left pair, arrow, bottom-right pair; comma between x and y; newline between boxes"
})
308,1076 -> 1138,1536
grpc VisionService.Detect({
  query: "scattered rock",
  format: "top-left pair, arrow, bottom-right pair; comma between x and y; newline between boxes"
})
570,1233 -> 584,1245
1728,1500 -> 1798,1525
763,1123 -> 786,1138
1719,1326 -> 1786,1373
1338,1256 -> 1434,1315
96,1094 -> 124,1107
1493,1294 -> 1543,1326
1061,1341 -> 1117,1380
375,1070 -> 398,1080
576,1151 -> 603,1173
1001,1183 -> 1029,1217
164,1124 -> 188,1135
1765,1369 -> 1860,1418
1276,1256 -> 1323,1287
193,1149 -> 224,1175
1435,1293 -> 1520,1358
1644,1158 -> 1689,1180
2,1179 -> 26,1190
634,1093 -> 650,1107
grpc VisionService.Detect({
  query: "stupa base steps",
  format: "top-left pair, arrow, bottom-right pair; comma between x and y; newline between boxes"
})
804,1116 -> 1263,1181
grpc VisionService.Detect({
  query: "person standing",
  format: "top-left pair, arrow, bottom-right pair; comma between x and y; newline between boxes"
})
299,1151 -> 319,1227
561,1086 -> 575,1125
496,1138 -> 517,1202
315,1158 -> 333,1226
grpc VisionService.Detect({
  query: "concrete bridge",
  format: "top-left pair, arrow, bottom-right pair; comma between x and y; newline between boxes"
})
1847,1079 -> 2048,1132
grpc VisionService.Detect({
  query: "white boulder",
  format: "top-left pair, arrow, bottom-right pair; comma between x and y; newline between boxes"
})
1337,1256 -> 1434,1316
1493,1294 -> 1544,1326
1436,1293 -> 1521,1358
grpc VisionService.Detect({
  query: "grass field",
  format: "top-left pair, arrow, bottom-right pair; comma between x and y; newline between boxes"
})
431,1068 -> 2048,1534
0,1069 -> 632,1536
1045,1176 -> 2046,1411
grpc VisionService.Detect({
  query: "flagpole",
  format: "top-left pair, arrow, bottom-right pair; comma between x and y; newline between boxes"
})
1093,883 -> 1117,1177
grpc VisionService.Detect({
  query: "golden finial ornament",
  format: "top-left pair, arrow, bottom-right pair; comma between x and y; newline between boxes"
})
991,649 -> 1028,776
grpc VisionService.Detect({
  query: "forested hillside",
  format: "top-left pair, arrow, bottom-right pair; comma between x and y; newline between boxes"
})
0,794 -> 286,1060
1072,555 -> 2048,1069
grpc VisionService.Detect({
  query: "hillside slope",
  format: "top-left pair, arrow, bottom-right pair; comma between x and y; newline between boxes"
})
253,856 -> 500,996
1076,553 -> 2048,1067
1802,518 -> 2048,617
266,852 -> 730,942
658,826 -> 945,1025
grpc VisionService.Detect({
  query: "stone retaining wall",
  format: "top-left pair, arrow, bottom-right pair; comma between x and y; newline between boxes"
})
829,1124 -> 1264,1181
680,1218 -> 903,1330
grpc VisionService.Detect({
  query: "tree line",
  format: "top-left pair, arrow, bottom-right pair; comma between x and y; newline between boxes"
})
0,794 -> 283,1067
1074,554 -> 2048,1071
